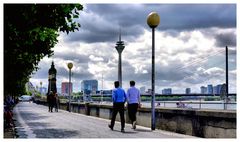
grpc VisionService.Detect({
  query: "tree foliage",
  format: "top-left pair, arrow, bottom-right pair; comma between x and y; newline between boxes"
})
4,4 -> 83,97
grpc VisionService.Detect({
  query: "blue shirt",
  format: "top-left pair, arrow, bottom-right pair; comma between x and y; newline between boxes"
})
112,87 -> 127,103
127,86 -> 141,104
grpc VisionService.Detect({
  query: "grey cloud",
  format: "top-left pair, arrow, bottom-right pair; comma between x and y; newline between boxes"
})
87,4 -> 236,30
54,52 -> 89,63
32,58 -> 95,83
215,32 -> 236,47
156,68 -> 190,81
159,4 -> 236,30
122,64 -> 150,85
64,24 -> 144,44
228,48 -> 236,56
121,57 -> 194,84
31,64 -> 49,79
57,65 -> 94,81
64,4 -> 235,44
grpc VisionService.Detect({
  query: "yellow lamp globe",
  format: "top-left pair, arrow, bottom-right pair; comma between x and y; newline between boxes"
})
67,62 -> 73,69
147,12 -> 160,28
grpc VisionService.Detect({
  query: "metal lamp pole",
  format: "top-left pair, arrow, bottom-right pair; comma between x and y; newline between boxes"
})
147,12 -> 160,130
67,62 -> 73,112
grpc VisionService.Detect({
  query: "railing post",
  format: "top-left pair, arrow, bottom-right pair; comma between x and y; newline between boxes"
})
199,97 -> 201,109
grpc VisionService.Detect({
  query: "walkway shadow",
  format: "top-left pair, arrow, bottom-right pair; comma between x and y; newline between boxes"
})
112,130 -> 137,134
133,128 -> 152,132
33,128 -> 79,138
19,112 -> 48,121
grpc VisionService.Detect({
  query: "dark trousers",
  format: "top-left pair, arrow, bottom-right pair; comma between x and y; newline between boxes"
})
110,102 -> 125,130
127,103 -> 139,124
48,102 -> 54,112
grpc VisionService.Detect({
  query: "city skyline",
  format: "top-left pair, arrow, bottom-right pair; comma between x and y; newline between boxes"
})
31,80 -> 228,95
29,4 -> 236,94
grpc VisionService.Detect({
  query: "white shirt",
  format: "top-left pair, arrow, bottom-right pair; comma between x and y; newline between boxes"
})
127,86 -> 141,104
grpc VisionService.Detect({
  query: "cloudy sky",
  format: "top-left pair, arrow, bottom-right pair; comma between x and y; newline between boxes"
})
30,3 -> 237,94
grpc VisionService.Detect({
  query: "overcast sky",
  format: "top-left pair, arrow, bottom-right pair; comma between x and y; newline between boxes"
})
30,4 -> 236,94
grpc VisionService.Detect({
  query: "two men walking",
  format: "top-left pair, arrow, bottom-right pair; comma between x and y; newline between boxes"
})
108,80 -> 141,132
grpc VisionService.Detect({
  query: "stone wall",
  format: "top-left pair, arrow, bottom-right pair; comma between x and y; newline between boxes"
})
36,101 -> 236,138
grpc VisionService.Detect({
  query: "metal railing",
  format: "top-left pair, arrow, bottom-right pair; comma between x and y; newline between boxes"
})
90,93 -> 236,110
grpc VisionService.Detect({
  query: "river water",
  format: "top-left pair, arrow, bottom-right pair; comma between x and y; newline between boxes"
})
141,101 -> 236,110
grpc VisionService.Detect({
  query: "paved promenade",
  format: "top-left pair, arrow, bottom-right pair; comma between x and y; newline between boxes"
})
13,102 -> 196,138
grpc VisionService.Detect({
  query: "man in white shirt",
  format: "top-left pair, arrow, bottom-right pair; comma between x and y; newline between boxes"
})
127,80 -> 141,129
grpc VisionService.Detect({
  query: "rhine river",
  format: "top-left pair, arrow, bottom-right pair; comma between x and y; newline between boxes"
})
99,100 -> 236,110
141,101 -> 236,110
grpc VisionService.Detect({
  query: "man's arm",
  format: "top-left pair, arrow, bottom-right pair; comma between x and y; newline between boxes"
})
112,90 -> 115,102
124,90 -> 127,103
126,89 -> 130,103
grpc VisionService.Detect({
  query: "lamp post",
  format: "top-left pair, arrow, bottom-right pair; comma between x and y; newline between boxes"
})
101,73 -> 104,103
115,29 -> 125,87
225,46 -> 228,110
67,62 -> 73,112
147,12 -> 160,130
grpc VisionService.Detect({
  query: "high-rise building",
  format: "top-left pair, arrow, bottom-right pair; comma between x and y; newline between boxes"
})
213,86 -> 218,95
200,86 -> 207,94
185,88 -> 191,94
81,80 -> 98,95
213,84 -> 223,95
61,82 -> 72,96
217,84 -> 223,95
162,88 -> 172,95
207,84 -> 213,95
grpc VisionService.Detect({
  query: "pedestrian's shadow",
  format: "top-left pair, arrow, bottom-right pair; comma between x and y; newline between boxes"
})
133,128 -> 152,132
113,130 -> 137,134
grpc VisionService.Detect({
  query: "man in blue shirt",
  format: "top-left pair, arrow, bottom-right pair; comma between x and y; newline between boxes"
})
108,81 -> 126,133
127,80 -> 141,129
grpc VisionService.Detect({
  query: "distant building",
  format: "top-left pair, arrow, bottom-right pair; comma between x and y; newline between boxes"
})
61,82 -> 73,96
25,82 -> 35,93
200,86 -> 207,94
81,80 -> 98,95
57,87 -> 61,95
39,87 -> 47,95
207,84 -> 213,95
146,89 -> 152,94
162,88 -> 172,95
140,86 -> 146,94
96,90 -> 112,96
213,84 -> 223,95
185,88 -> 191,94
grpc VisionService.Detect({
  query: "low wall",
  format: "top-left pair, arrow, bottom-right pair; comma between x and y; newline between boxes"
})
35,101 -> 236,138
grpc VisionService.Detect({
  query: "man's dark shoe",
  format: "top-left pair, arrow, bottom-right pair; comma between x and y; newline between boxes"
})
121,129 -> 125,133
108,124 -> 113,130
132,121 -> 136,129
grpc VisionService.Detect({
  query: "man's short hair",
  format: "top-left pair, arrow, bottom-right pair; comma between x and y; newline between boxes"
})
130,80 -> 135,86
114,81 -> 120,88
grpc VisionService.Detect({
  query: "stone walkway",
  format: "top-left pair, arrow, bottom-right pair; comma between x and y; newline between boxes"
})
12,102 -> 197,138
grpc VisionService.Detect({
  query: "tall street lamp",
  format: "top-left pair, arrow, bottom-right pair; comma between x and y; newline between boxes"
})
67,62 -> 73,112
147,12 -> 160,130
115,29 -> 125,87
